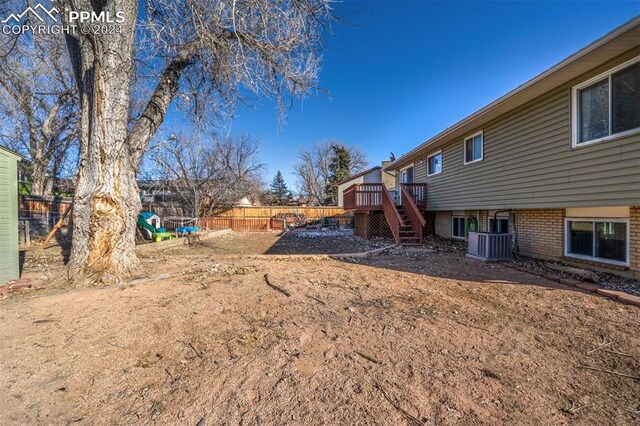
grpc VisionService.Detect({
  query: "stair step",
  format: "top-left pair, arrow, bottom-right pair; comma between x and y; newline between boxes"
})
389,203 -> 423,245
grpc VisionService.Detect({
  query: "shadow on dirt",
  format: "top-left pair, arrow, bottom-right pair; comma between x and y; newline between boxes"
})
265,229 -> 392,255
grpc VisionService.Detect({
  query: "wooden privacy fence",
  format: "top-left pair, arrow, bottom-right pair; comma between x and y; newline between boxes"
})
200,217 -> 287,232
218,206 -> 345,218
19,196 -> 73,239
20,196 -> 72,214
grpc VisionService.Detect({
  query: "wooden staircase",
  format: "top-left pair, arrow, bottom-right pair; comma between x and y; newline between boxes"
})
343,182 -> 427,246
396,205 -> 422,246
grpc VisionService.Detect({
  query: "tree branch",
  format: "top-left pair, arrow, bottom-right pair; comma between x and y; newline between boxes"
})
127,45 -> 197,164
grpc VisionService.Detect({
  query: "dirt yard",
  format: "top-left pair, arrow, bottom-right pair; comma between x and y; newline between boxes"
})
159,229 -> 392,257
1,232 -> 639,425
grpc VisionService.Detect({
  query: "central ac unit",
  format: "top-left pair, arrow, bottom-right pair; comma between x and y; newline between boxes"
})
467,231 -> 512,261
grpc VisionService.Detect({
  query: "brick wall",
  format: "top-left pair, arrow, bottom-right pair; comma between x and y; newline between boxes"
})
435,212 -> 451,238
429,206 -> 639,279
478,211 -> 489,232
630,206 -> 639,276
514,208 -> 565,259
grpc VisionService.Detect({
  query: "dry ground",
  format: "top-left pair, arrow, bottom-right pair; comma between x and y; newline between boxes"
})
159,229 -> 391,257
1,232 -> 639,425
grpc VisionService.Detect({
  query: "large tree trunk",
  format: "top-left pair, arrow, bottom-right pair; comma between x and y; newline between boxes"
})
63,0 -> 141,285
30,161 -> 47,197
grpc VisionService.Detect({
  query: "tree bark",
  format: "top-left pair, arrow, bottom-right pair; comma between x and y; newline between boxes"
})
63,0 -> 141,285
61,0 -> 198,285
30,163 -> 47,196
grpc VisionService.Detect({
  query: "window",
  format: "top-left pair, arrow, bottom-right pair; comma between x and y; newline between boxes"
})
464,131 -> 483,164
427,151 -> 442,176
488,217 -> 509,233
565,219 -> 628,265
400,165 -> 414,184
573,57 -> 640,147
452,216 -> 466,239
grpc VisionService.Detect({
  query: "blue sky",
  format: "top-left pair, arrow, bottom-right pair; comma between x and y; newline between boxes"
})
172,1 -> 640,189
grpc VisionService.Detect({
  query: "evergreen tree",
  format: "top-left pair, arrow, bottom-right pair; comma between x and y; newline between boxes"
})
270,171 -> 291,205
325,145 -> 351,204
286,190 -> 295,205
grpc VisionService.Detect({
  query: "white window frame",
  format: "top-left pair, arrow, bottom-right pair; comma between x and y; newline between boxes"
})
426,150 -> 442,177
571,56 -> 640,148
487,216 -> 509,233
451,216 -> 466,240
564,217 -> 630,266
463,130 -> 484,165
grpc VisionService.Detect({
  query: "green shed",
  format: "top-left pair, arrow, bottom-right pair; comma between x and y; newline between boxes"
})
0,146 -> 22,284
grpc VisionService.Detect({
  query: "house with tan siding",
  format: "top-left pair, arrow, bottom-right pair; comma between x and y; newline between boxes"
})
345,17 -> 640,278
334,161 -> 396,207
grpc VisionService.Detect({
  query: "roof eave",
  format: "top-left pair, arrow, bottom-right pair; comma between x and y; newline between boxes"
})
0,145 -> 23,161
333,166 -> 382,186
385,16 -> 640,171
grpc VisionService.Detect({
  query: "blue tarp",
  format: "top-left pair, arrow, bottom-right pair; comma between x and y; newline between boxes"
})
176,226 -> 199,234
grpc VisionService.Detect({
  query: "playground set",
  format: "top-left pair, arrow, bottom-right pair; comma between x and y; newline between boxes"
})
137,211 -> 199,242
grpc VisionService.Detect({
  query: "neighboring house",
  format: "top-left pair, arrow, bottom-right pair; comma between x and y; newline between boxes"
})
0,146 -> 22,284
138,180 -> 173,203
379,18 -> 640,278
335,161 -> 397,207
348,18 -> 640,278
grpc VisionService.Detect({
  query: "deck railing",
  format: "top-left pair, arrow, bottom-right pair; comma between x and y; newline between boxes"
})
402,183 -> 427,209
343,183 -> 383,210
344,183 -> 427,212
400,185 -> 427,243
382,186 -> 403,243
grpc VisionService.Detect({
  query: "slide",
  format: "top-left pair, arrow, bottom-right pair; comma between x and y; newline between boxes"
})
137,213 -> 173,242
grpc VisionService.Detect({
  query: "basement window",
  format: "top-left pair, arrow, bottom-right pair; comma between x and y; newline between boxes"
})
452,216 -> 466,239
427,151 -> 442,176
565,219 -> 629,265
572,57 -> 640,147
488,217 -> 509,233
463,131 -> 483,164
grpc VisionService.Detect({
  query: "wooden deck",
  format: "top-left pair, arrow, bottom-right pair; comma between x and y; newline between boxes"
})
343,183 -> 426,211
344,183 -> 427,245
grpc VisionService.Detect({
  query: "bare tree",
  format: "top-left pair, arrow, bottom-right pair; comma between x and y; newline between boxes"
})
51,0 -> 332,284
0,0 -> 19,58
0,34 -> 78,196
151,133 -> 265,218
293,140 -> 367,205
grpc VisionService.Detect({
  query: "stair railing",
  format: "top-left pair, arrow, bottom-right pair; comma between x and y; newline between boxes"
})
400,184 -> 426,244
382,186 -> 403,243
